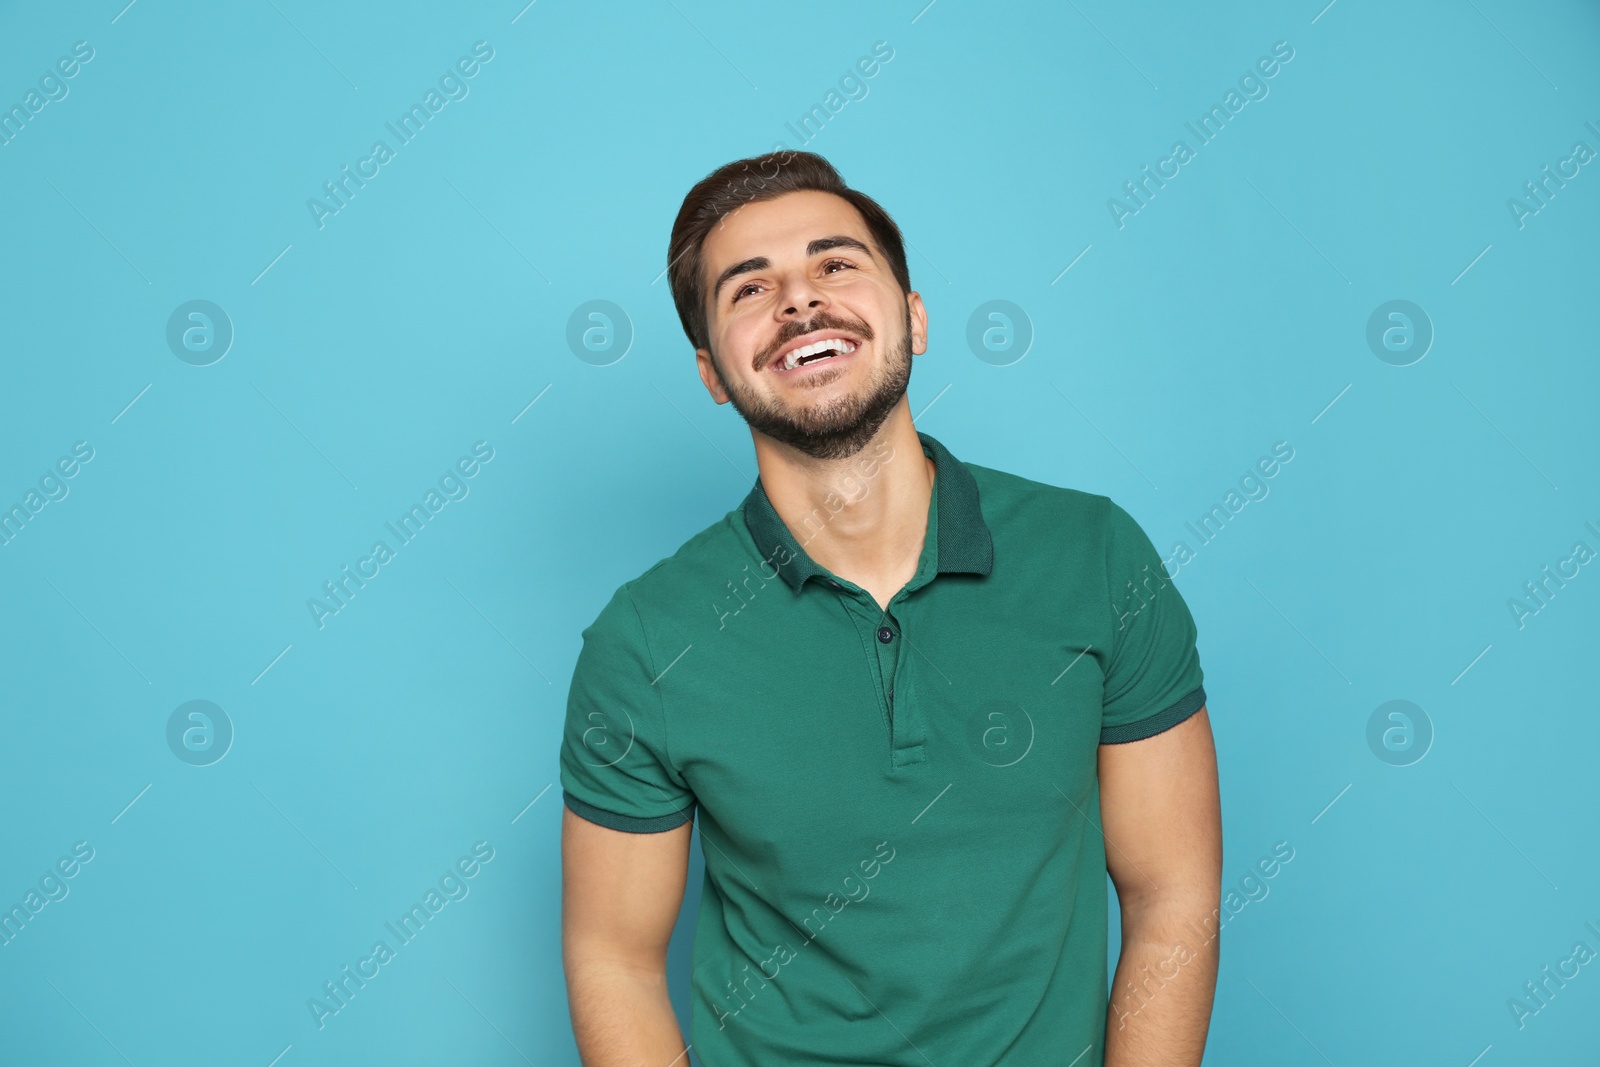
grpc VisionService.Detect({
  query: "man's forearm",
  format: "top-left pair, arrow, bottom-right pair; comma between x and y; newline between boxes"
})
567,962 -> 692,1067
1104,897 -> 1220,1066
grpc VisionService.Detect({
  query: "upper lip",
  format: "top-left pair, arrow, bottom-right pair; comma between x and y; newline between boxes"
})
766,330 -> 862,371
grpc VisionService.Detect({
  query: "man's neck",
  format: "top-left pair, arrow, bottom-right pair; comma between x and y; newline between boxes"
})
753,407 -> 935,606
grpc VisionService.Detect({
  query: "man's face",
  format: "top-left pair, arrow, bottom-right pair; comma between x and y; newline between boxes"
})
694,189 -> 927,461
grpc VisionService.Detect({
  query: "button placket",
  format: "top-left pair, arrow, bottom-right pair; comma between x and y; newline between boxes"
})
824,576 -> 929,770
885,590 -> 931,767
875,611 -> 898,737
831,584 -> 896,757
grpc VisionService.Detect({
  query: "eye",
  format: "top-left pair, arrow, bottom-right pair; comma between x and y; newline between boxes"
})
730,258 -> 856,304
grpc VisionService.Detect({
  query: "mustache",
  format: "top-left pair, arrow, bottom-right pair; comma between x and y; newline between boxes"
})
758,313 -> 874,370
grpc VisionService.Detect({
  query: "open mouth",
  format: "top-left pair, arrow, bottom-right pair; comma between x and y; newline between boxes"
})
770,336 -> 860,373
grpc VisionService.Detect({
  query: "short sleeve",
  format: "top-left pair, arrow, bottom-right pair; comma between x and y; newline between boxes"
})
1099,500 -> 1207,744
559,583 -> 697,832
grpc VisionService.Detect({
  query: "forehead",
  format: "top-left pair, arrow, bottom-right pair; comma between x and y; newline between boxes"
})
701,189 -> 869,274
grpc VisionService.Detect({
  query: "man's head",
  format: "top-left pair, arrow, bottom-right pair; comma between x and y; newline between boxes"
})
667,152 -> 927,461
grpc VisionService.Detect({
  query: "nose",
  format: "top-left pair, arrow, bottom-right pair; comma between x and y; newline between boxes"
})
777,273 -> 825,318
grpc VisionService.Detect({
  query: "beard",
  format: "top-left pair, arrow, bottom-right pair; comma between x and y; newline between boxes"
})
709,305 -> 914,462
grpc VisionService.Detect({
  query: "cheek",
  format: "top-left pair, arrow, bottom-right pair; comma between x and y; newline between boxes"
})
713,322 -> 770,382
725,320 -> 766,362
851,284 -> 898,330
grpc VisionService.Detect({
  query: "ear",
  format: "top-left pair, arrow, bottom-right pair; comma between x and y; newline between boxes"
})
906,291 -> 929,355
695,347 -> 731,404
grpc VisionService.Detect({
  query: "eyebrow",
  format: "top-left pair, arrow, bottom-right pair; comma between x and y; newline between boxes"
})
710,235 -> 876,305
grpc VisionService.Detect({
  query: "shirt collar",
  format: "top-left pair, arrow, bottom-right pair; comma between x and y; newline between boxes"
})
741,431 -> 994,594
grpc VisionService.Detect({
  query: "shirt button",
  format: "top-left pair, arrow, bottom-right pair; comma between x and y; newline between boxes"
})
828,579 -> 841,590
877,626 -> 894,643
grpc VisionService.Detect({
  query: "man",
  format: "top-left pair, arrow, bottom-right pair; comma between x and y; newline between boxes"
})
559,150 -> 1221,1066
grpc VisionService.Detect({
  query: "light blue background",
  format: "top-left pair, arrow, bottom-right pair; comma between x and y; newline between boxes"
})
2,1 -> 1597,1064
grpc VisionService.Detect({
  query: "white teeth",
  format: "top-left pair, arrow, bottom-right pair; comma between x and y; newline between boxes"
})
781,337 -> 857,370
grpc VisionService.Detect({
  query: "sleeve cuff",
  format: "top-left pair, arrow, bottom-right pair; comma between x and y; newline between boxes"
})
562,790 -> 696,833
1100,685 -> 1207,745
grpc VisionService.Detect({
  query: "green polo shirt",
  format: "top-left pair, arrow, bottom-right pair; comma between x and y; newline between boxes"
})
559,430 -> 1206,1066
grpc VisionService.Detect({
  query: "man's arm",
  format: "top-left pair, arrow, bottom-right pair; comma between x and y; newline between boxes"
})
562,806 -> 695,1066
1098,706 -> 1222,1067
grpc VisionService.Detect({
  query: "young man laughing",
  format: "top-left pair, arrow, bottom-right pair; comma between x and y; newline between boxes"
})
559,151 -> 1221,1067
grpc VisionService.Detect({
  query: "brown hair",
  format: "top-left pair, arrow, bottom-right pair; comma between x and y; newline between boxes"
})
666,150 -> 912,352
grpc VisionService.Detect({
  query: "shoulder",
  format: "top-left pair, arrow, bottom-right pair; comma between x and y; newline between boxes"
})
584,506 -> 749,634
961,458 -> 1167,576
962,458 -> 1120,535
